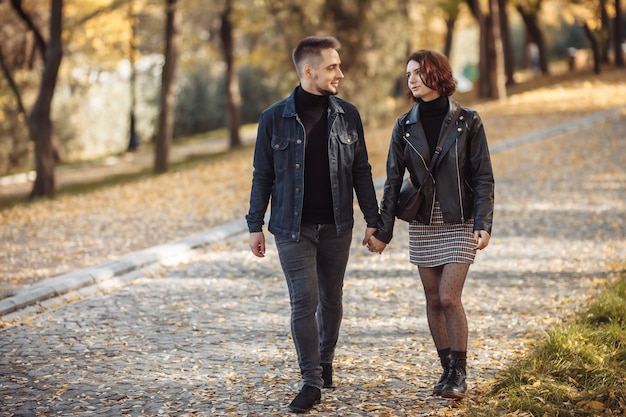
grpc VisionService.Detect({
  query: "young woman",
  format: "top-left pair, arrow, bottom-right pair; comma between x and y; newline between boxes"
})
368,50 -> 494,399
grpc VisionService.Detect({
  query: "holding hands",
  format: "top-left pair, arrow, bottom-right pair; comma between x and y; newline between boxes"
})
364,229 -> 490,254
365,234 -> 387,254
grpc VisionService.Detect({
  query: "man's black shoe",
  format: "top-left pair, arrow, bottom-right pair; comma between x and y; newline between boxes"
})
288,385 -> 321,413
321,363 -> 333,388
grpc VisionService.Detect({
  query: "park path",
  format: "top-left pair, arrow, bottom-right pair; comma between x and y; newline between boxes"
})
0,97 -> 624,415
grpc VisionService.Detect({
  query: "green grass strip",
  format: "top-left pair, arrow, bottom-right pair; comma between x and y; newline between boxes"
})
467,269 -> 626,416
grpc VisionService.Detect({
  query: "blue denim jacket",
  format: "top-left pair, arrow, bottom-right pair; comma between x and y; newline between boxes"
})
246,87 -> 379,241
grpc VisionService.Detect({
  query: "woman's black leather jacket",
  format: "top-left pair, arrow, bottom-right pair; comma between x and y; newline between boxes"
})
373,98 -> 494,244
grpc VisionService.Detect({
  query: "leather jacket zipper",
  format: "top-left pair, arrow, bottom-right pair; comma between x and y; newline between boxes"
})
454,140 -> 465,222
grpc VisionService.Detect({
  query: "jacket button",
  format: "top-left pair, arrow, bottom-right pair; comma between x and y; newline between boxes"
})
457,127 -> 462,132
297,139 -> 302,144
295,164 -> 301,169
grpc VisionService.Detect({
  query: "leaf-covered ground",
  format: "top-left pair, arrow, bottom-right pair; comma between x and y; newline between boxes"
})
1,67 -> 625,297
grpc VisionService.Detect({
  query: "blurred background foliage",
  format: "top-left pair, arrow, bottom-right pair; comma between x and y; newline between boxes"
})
0,0 -> 624,181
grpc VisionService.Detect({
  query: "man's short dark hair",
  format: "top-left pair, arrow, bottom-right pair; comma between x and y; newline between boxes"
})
292,36 -> 341,77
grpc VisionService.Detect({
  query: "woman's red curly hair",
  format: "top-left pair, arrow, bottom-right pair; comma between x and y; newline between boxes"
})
406,50 -> 457,101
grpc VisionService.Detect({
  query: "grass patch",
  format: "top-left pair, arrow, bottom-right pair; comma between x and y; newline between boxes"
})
466,269 -> 626,416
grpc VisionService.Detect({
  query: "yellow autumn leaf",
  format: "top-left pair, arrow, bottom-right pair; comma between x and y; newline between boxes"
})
585,400 -> 605,411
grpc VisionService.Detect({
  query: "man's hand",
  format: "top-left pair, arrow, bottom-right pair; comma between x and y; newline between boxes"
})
366,235 -> 387,254
249,232 -> 266,257
362,227 -> 377,247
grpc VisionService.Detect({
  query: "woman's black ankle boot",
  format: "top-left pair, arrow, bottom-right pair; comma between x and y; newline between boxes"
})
441,358 -> 467,399
433,355 -> 451,395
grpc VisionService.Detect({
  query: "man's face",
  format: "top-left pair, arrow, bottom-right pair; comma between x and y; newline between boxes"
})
303,48 -> 344,96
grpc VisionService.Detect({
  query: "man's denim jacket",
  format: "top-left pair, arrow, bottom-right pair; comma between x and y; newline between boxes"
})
246,87 -> 380,241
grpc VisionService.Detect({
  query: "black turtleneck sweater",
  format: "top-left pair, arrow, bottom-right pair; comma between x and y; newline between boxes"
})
419,96 -> 449,157
295,86 -> 334,225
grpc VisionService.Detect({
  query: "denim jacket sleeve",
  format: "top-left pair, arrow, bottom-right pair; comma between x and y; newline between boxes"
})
246,111 -> 275,233
350,110 -> 381,229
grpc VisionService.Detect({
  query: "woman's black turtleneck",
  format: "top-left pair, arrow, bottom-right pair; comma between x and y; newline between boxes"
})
295,86 -> 335,225
419,95 -> 449,157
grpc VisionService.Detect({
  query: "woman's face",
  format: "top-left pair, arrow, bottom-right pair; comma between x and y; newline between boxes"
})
406,60 -> 439,102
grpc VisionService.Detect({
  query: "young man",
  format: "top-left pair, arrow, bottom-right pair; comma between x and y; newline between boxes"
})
246,36 -> 379,413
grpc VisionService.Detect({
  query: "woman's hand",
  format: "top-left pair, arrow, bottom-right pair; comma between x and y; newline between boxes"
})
473,230 -> 490,250
367,235 -> 387,254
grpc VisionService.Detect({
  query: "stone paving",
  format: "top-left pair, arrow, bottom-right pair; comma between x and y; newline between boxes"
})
1,109 -> 625,416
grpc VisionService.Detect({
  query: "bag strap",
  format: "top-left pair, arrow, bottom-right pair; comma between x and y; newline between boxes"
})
404,106 -> 462,192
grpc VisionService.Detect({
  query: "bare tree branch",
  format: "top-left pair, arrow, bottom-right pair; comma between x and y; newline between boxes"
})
10,0 -> 46,58
0,45 -> 27,117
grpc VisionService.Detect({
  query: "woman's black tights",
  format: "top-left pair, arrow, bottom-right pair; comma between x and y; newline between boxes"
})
418,263 -> 470,354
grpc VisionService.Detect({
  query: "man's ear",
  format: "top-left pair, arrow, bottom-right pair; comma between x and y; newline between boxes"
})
303,63 -> 313,79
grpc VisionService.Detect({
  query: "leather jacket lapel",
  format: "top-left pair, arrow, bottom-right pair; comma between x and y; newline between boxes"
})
435,100 -> 464,171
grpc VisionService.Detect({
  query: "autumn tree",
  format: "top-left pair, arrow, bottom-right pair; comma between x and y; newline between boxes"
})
439,0 -> 464,58
498,0 -> 516,85
154,0 -> 180,173
466,0 -> 507,99
219,0 -> 243,149
566,0 -> 612,73
3,0 -> 64,199
127,0 -> 140,151
515,0 -> 550,75
614,0 -> 624,66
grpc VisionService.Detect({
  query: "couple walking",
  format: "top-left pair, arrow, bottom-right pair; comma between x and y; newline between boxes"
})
246,36 -> 495,413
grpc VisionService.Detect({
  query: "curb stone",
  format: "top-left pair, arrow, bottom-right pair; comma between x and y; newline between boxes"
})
0,219 -> 248,316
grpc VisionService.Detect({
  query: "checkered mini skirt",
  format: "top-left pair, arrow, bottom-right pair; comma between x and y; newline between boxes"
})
408,201 -> 476,267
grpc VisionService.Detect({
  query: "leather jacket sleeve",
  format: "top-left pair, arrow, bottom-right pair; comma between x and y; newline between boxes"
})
466,111 -> 494,234
373,119 -> 406,244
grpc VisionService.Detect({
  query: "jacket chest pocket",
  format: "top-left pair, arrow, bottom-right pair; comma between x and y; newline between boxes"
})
332,130 -> 358,165
271,136 -> 295,172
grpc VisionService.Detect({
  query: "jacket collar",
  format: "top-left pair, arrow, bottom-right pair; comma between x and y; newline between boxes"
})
283,86 -> 345,118
403,97 -> 461,128
402,98 -> 465,168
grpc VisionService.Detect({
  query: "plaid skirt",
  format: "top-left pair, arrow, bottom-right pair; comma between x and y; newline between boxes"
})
408,201 -> 476,267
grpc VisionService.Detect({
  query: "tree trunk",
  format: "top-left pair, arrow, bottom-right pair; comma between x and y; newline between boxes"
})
443,15 -> 456,58
600,0 -> 611,63
516,5 -> 549,75
498,0 -> 515,85
583,22 -> 602,74
488,0 -> 507,100
614,0 -> 624,67
154,0 -> 180,173
220,0 -> 242,149
28,0 -> 63,199
466,0 -> 492,98
127,0 -> 140,152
